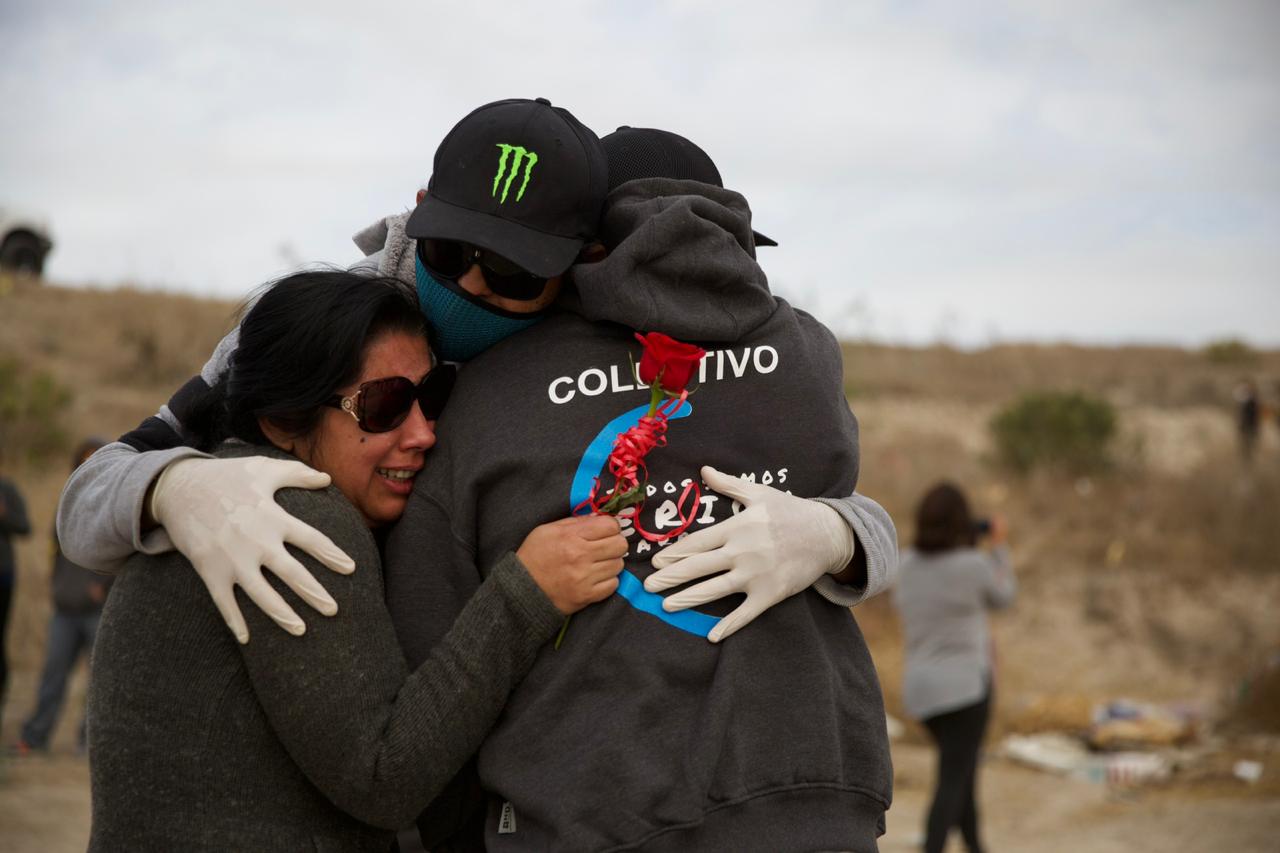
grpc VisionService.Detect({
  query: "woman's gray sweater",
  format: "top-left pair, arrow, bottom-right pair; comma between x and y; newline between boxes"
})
892,545 -> 1015,720
87,443 -> 563,852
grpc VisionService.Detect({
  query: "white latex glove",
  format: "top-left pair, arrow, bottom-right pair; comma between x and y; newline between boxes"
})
149,456 -> 356,643
645,466 -> 855,642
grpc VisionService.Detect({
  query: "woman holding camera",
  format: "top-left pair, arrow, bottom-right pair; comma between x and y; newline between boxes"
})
892,482 -> 1016,853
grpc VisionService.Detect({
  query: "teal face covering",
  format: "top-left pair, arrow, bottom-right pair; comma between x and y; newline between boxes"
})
415,256 -> 545,362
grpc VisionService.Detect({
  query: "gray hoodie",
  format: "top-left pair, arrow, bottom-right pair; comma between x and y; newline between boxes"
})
384,179 -> 893,852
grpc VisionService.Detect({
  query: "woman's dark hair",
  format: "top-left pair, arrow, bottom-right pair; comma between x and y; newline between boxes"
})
72,437 -> 108,471
188,271 -> 427,450
913,482 -> 976,553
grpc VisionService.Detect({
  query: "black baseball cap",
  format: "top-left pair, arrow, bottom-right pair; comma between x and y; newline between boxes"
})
601,126 -> 778,247
406,98 -> 608,278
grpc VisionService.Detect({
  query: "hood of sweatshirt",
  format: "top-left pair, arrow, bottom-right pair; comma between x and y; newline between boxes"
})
351,211 -> 418,284
566,178 -> 777,343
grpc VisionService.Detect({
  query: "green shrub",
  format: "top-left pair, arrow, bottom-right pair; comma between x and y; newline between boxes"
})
0,357 -> 73,463
990,390 -> 1116,474
1203,338 -> 1257,366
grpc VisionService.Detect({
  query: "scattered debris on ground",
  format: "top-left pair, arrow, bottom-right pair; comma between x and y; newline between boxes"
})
997,689 -> 1276,792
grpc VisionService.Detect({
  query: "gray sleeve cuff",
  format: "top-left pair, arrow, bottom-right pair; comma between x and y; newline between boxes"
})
129,447 -> 212,555
811,493 -> 899,608
56,442 -> 210,573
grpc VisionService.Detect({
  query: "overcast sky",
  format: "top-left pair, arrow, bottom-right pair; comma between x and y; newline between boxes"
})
3,0 -> 1277,346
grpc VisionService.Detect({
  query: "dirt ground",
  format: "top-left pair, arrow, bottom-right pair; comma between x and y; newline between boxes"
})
3,726 -> 1278,852
4,592 -> 1277,853
3,281 -> 1279,851
3,655 -> 1279,853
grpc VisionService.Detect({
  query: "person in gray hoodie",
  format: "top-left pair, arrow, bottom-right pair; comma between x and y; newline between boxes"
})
55,101 -> 896,648
382,128 -> 894,851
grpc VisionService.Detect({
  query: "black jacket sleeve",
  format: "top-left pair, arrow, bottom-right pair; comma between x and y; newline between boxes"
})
117,374 -> 211,452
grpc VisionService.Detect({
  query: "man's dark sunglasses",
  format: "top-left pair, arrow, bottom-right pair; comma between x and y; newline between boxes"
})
418,238 -> 550,301
324,365 -> 457,433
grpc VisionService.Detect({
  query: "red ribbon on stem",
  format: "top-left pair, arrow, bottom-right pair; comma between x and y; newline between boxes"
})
558,336 -> 707,649
576,390 -> 702,542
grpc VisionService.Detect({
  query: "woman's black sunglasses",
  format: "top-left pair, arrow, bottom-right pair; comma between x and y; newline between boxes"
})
324,364 -> 457,433
418,238 -> 550,301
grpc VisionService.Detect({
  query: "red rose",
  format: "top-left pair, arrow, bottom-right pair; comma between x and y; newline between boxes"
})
634,332 -> 706,393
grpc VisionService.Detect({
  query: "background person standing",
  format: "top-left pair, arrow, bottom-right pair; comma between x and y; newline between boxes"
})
0,445 -> 32,727
892,483 -> 1015,853
14,438 -> 109,755
1236,379 -> 1262,461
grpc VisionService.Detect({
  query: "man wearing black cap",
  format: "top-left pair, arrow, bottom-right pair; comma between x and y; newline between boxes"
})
60,99 -> 893,644
382,127 -> 893,850
350,97 -> 608,363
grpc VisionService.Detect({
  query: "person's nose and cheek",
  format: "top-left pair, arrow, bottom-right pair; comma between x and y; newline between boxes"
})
457,265 -> 494,301
399,400 -> 438,453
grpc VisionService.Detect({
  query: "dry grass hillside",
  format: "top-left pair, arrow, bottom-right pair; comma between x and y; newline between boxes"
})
1,275 -> 1278,850
1,279 -> 238,692
844,342 -> 1280,717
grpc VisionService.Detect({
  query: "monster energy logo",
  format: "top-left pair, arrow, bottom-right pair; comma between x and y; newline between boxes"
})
492,144 -> 538,204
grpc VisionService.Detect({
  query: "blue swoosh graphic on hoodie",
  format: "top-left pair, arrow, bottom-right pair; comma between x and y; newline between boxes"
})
570,400 -> 717,638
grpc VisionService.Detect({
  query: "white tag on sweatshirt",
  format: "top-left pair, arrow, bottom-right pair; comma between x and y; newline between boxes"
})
498,801 -> 517,834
